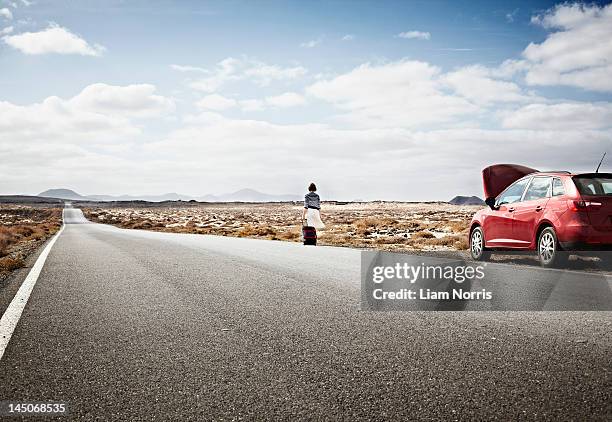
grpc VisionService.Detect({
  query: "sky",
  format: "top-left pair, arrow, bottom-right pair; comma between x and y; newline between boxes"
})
1,0 -> 611,201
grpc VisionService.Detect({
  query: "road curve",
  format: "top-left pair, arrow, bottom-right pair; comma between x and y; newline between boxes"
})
0,208 -> 610,420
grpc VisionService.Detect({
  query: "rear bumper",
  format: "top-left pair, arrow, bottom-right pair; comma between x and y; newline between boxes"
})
560,241 -> 612,251
559,223 -> 612,250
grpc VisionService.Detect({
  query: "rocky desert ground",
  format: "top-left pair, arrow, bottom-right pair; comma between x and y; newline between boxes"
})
0,205 -> 62,281
82,202 -> 479,252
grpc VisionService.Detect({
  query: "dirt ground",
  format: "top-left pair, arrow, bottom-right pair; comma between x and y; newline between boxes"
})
82,202 -> 481,252
0,206 -> 62,280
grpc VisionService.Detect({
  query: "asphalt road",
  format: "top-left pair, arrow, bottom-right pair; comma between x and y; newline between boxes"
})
0,208 -> 610,420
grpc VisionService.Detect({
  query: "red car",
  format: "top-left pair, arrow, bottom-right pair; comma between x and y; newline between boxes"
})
469,164 -> 612,267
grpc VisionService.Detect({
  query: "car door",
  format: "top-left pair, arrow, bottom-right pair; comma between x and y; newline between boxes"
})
512,176 -> 552,246
484,177 -> 531,248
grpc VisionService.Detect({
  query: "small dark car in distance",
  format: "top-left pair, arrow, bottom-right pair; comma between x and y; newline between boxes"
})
469,164 -> 612,267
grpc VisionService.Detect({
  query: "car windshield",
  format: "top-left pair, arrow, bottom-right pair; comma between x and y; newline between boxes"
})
573,176 -> 612,196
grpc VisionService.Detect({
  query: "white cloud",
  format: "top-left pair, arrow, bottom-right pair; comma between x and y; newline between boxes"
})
3,23 -> 105,56
196,94 -> 237,111
502,102 -> 612,130
189,78 -> 227,93
170,64 -> 207,73
265,92 -> 305,108
3,79 -> 610,200
396,31 -> 430,40
530,3 -> 599,28
523,3 -> 612,92
491,59 -> 531,78
0,82 -> 179,195
443,65 -> 534,105
239,99 -> 265,112
506,8 -> 519,23
306,60 -> 477,128
0,83 -> 173,146
195,92 -> 305,112
69,83 -> 175,117
0,25 -> 12,35
162,44 -> 612,196
300,38 -> 321,48
0,7 -> 12,19
341,34 -> 354,41
243,62 -> 308,86
186,57 -> 241,92
184,57 -> 307,92
138,112 -> 611,200
0,95 -> 137,144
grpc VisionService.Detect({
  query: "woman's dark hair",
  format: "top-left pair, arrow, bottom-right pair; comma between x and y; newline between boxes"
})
308,183 -> 317,192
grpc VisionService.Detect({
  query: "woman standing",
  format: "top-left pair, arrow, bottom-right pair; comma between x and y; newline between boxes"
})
302,183 -> 325,229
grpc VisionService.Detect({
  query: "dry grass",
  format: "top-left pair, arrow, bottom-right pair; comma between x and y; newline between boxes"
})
0,206 -> 62,277
0,256 -> 25,272
83,202 -> 480,252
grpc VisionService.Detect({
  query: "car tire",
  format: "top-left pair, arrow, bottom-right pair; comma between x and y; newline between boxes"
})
470,226 -> 490,261
538,227 -> 567,268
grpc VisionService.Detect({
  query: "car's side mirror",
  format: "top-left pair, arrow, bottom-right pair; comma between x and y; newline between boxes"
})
485,197 -> 498,210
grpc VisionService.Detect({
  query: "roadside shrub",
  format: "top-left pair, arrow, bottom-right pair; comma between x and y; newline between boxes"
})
238,224 -> 276,237
0,256 -> 25,272
277,229 -> 300,241
0,208 -> 61,261
353,217 -> 396,229
412,231 -> 435,239
15,226 -> 34,237
453,237 -> 469,250
0,233 -> 10,257
375,236 -> 409,245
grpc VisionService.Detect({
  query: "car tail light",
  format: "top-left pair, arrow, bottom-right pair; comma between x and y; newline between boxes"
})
568,200 -> 602,211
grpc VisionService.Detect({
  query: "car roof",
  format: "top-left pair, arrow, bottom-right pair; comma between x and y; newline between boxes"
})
538,170 -> 571,174
533,171 -> 612,177
573,172 -> 612,178
523,171 -> 572,177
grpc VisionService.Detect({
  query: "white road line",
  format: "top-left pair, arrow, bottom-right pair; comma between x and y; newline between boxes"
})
0,212 -> 65,361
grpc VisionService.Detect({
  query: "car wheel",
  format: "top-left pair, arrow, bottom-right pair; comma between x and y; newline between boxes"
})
538,227 -> 567,268
470,227 -> 490,261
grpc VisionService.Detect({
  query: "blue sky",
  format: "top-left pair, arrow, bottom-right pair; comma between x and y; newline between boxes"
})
1,0 -> 611,200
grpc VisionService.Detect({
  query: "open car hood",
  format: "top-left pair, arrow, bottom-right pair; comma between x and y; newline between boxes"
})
482,164 -> 538,201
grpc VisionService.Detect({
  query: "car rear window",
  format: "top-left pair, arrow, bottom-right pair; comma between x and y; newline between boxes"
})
573,176 -> 612,196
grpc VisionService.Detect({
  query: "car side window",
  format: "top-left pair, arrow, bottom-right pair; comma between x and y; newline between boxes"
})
524,177 -> 551,201
552,178 -> 565,196
497,178 -> 530,206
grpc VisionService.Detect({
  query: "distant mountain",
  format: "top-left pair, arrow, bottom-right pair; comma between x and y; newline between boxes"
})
199,188 -> 301,202
36,188 -> 301,203
38,188 -> 194,202
0,195 -> 64,204
449,195 -> 485,206
38,189 -> 87,200
86,193 -> 194,202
